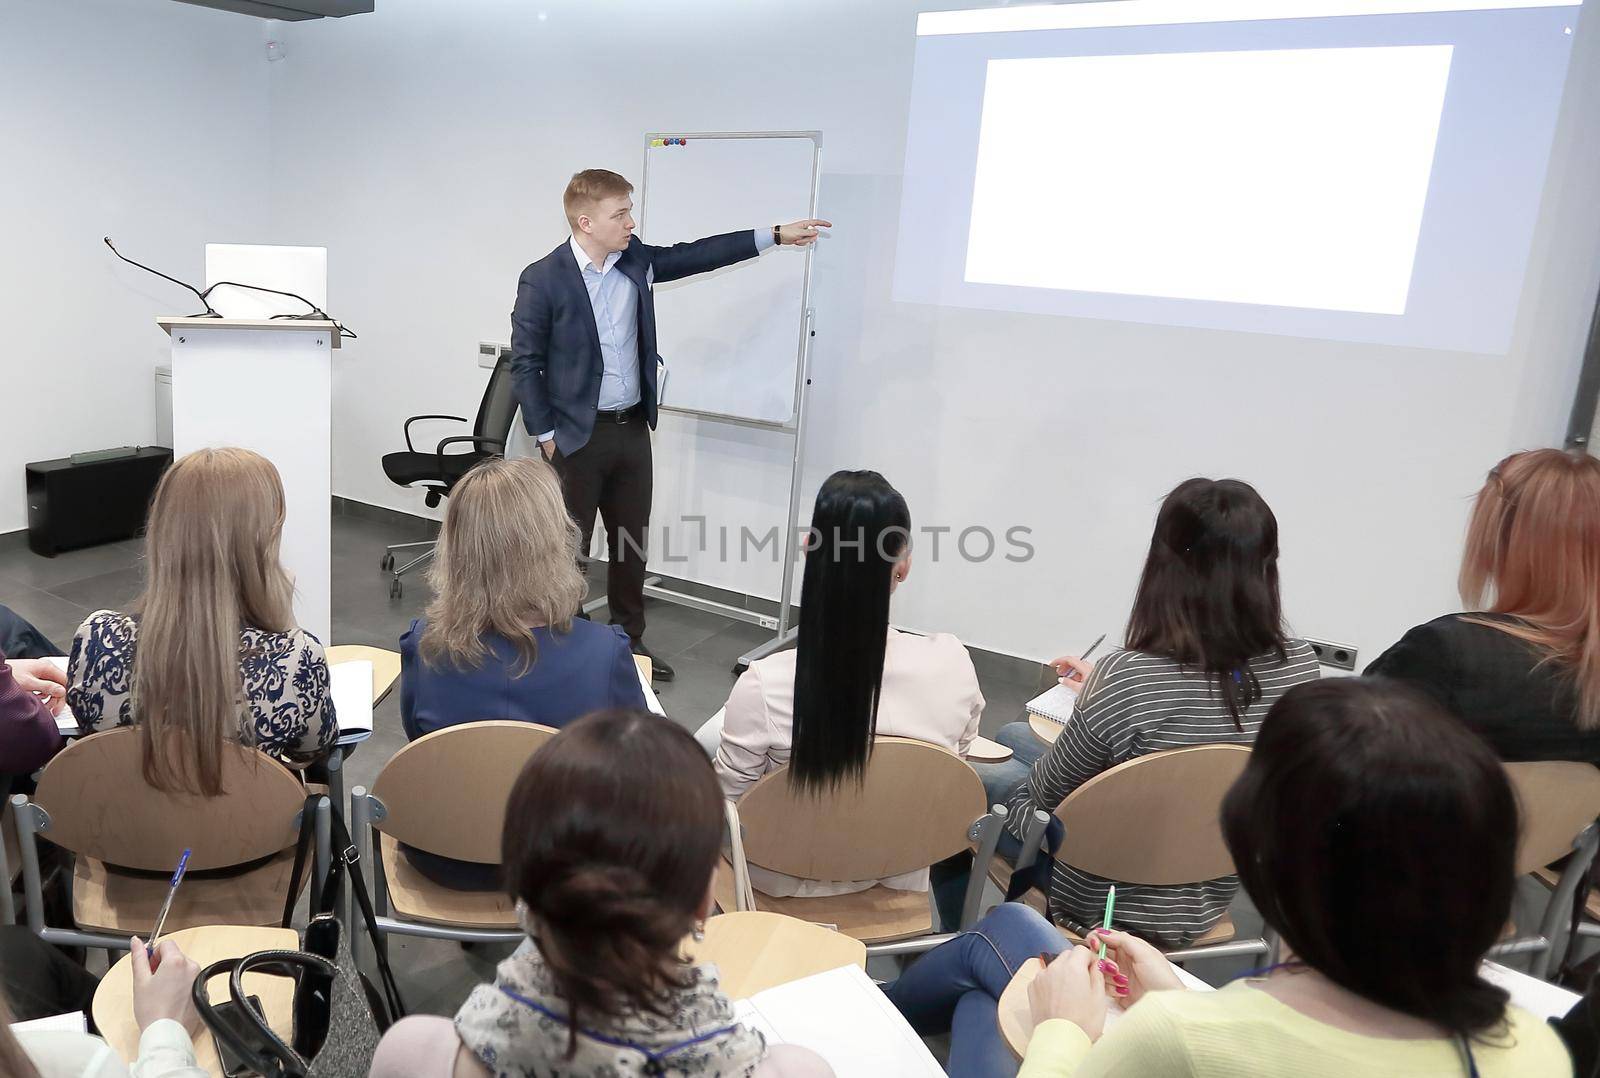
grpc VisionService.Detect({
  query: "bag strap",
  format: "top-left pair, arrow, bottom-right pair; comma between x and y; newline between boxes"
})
327,805 -> 406,1021
1558,859 -> 1599,983
192,956 -> 302,1078
282,794 -> 322,929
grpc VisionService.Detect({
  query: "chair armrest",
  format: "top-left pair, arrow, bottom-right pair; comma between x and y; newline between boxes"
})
434,435 -> 506,476
402,414 -> 468,453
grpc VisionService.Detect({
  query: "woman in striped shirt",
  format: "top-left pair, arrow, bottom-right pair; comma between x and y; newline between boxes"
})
1003,478 -> 1319,947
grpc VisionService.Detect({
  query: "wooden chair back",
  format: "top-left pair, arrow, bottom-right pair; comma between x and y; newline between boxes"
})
369,721 -> 558,862
1505,761 -> 1600,876
32,727 -> 306,872
1055,744 -> 1251,885
738,737 -> 985,881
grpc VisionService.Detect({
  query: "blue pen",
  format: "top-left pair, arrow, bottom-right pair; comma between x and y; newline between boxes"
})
147,848 -> 191,956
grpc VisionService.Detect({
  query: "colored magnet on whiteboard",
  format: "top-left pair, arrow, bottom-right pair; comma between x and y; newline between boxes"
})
650,138 -> 665,147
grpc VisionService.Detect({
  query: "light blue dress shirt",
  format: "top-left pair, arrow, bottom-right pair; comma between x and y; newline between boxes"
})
538,229 -> 776,442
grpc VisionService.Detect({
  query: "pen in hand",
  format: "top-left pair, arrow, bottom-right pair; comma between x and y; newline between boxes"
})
146,848 -> 191,966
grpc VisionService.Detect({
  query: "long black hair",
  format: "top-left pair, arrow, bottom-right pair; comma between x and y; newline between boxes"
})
1125,477 -> 1286,728
1222,678 -> 1516,1042
790,470 -> 911,794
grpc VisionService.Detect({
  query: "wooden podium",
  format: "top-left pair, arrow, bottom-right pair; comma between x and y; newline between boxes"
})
157,317 -> 338,643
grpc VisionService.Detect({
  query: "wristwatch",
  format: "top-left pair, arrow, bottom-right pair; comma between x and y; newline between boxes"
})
773,224 -> 782,246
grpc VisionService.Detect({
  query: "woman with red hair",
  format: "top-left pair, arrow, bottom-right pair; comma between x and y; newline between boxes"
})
1367,447 -> 1600,761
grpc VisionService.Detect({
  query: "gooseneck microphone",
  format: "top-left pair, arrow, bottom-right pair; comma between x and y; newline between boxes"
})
102,237 -> 357,339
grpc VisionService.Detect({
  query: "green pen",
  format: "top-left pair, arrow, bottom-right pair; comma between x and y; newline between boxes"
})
1098,886 -> 1116,960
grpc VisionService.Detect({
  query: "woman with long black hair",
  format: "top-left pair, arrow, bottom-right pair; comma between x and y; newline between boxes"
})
711,469 -> 985,898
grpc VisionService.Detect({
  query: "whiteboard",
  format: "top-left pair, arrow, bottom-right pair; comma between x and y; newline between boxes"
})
640,133 -> 819,426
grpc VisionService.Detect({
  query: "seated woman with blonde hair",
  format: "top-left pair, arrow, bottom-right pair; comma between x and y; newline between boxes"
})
399,455 -> 645,741
67,447 -> 335,794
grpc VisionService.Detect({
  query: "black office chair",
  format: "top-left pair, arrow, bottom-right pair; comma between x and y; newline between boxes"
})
379,354 -> 517,599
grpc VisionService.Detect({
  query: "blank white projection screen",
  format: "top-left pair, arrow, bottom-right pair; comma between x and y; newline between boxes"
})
965,47 -> 1454,314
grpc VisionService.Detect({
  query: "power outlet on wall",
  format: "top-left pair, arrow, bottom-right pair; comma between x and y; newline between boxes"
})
1306,638 -> 1359,671
478,341 -> 511,370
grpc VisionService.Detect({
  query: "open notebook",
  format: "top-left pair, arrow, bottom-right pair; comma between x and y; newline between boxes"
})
731,965 -> 944,1077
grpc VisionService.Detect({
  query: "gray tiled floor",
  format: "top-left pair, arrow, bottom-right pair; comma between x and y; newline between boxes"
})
1,515 -> 1043,1018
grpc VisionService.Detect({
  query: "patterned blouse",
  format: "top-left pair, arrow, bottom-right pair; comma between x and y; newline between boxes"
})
66,609 -> 337,763
455,937 -> 766,1077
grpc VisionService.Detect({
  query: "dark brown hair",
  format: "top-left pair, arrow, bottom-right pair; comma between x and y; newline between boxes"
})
1222,678 -> 1516,1040
1126,477 -> 1286,728
503,709 -> 722,1054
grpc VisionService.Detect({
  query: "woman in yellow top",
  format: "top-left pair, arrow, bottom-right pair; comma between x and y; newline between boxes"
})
1025,677 -> 1568,1076
892,678 -> 1572,1077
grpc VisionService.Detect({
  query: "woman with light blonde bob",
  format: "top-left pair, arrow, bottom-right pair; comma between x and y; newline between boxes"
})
66,447 -> 336,795
400,456 -> 646,888
1368,447 -> 1600,761
401,455 -> 645,739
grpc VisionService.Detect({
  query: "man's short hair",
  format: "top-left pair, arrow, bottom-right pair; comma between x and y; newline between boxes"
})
563,169 -> 633,229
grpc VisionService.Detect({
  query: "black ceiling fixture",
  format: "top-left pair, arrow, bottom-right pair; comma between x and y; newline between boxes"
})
169,0 -> 374,21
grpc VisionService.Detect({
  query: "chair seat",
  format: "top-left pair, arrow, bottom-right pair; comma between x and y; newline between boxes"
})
72,849 -> 304,935
381,450 -> 488,490
712,858 -> 932,945
1058,912 -> 1237,949
379,834 -> 517,928
986,852 -> 1237,949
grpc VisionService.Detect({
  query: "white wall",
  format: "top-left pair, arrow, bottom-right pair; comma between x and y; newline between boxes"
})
0,0 -> 273,534
254,0 -> 1599,664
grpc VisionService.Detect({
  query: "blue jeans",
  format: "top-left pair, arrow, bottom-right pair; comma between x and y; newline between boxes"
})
969,721 -> 1051,809
932,722 -> 1053,930
884,902 -> 1066,1078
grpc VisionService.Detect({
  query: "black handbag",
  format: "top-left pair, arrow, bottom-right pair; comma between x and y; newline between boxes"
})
191,796 -> 406,1077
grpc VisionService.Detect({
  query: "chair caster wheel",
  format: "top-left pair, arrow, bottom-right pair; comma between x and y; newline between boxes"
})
380,552 -> 395,572
389,578 -> 403,601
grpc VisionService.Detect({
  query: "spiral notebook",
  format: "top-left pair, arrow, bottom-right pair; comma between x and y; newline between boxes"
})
1025,683 -> 1079,725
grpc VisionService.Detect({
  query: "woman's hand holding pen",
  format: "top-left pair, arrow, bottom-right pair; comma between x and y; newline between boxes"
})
130,937 -> 202,1036
1084,928 -> 1186,1007
1050,655 -> 1093,691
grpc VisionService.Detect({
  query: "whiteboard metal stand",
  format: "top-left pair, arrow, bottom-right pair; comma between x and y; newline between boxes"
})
616,130 -> 820,674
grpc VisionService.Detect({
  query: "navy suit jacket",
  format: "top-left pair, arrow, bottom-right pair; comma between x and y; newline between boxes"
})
399,617 -> 647,741
510,230 -> 760,455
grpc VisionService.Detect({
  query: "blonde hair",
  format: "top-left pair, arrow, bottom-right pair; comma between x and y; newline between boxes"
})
1460,448 -> 1600,729
563,168 -> 632,230
421,456 -> 586,674
133,447 -> 296,796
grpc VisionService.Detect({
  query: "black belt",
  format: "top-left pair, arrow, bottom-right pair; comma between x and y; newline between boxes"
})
594,404 -> 644,424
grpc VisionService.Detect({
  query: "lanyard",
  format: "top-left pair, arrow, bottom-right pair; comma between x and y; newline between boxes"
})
497,985 -> 740,1075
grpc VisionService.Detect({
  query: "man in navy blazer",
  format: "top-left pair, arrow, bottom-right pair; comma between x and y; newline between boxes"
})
511,168 -> 827,680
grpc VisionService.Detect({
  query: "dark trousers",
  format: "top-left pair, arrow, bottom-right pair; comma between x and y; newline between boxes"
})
0,925 -> 98,1023
554,413 -> 652,641
0,604 -> 60,660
